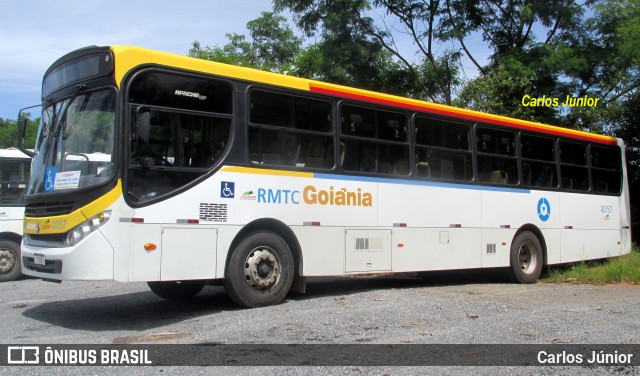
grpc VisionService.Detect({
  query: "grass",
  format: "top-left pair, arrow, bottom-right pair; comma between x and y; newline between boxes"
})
544,245 -> 640,285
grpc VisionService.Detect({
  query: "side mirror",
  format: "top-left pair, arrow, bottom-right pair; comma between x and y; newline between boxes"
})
135,108 -> 150,144
17,105 -> 38,158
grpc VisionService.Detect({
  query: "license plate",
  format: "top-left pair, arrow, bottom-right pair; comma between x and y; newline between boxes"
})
34,253 -> 45,266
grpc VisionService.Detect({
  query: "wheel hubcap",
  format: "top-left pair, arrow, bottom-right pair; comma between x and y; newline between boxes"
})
518,243 -> 537,274
244,247 -> 280,291
0,248 -> 16,274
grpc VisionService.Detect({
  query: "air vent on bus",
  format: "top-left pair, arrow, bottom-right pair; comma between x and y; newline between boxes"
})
25,201 -> 76,217
355,237 -> 383,251
199,203 -> 228,222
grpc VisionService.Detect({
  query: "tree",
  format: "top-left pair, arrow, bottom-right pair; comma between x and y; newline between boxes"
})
274,0 -> 462,103
188,12 -> 302,73
191,4 -> 418,97
0,116 -> 38,150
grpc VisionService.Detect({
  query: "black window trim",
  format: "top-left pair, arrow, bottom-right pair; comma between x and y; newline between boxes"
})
235,82 -> 624,197
122,66 -> 236,208
247,85 -> 336,171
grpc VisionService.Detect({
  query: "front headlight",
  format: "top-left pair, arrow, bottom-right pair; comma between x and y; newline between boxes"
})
65,211 -> 111,247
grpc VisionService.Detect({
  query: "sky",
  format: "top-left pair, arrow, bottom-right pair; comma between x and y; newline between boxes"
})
0,0 -> 272,120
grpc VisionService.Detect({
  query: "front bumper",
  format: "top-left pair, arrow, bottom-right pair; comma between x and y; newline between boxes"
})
21,230 -> 114,280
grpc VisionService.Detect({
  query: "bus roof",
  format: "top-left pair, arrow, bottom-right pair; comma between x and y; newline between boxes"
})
110,45 -> 617,146
0,148 -> 32,159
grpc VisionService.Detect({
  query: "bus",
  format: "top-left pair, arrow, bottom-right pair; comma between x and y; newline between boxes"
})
19,46 -> 632,307
0,148 -> 30,282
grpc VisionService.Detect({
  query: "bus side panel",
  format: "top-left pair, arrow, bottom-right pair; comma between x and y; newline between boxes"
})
541,228 -> 562,265
480,228 -> 514,268
379,182 -> 483,272
481,190 -> 559,268
561,229 -> 622,263
130,224 -> 162,281
216,225 -> 241,279
391,227 -> 481,272
0,207 -> 26,235
294,226 -> 345,276
222,171 -> 379,228
129,224 -> 218,281
377,183 -> 482,228
160,226 -> 217,281
559,193 -> 623,263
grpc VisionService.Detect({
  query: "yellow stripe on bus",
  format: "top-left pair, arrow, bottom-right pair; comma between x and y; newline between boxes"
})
221,166 -> 314,178
111,46 -> 311,92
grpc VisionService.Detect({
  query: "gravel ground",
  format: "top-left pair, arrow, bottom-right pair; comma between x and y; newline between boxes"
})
1,271 -> 639,375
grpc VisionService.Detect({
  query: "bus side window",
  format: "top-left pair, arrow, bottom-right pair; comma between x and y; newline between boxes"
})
560,141 -> 589,191
475,126 -> 518,185
520,134 -> 558,189
415,117 -> 471,181
249,89 -> 333,169
591,145 -> 622,194
339,104 -> 409,176
127,108 -> 231,203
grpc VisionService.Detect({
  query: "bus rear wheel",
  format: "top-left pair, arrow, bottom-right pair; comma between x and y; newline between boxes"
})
225,231 -> 294,308
147,280 -> 205,300
508,231 -> 543,284
0,240 -> 21,282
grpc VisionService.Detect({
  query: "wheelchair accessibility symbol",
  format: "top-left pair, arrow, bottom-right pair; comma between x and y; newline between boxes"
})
221,181 -> 235,199
537,197 -> 551,222
44,167 -> 57,193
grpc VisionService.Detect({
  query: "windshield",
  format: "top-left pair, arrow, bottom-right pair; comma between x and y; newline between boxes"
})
27,88 -> 116,196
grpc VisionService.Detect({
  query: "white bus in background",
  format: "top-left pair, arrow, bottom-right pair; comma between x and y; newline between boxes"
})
0,148 -> 30,281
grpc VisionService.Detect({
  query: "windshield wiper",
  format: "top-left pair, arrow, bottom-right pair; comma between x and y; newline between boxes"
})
50,85 -> 86,165
53,85 -> 86,139
63,93 -> 90,140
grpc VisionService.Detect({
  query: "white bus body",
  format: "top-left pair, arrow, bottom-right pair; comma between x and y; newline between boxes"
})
19,46 -> 632,307
22,147 -> 632,281
0,148 -> 30,282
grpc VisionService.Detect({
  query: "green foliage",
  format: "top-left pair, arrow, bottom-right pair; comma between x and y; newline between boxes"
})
275,0 -> 413,94
545,247 -> 640,285
188,12 -> 302,73
454,59 -> 556,123
0,115 -> 38,150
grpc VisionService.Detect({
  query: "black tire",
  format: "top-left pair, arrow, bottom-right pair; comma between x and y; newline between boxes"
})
225,231 -> 294,308
0,239 -> 21,282
508,231 -> 543,284
147,280 -> 205,300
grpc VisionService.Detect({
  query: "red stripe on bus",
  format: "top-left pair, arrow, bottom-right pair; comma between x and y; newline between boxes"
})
309,85 -> 617,145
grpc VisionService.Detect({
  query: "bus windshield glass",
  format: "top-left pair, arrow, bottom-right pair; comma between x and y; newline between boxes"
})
28,88 -> 116,195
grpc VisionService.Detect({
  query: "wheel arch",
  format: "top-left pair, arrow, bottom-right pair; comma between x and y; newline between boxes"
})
0,232 -> 22,246
226,218 -> 305,292
513,224 -> 547,267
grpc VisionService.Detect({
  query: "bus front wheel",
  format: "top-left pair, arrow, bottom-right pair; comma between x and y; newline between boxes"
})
0,240 -> 21,282
147,280 -> 205,300
508,231 -> 543,284
225,231 -> 294,308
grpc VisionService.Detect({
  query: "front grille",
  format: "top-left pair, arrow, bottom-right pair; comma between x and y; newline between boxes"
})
22,257 -> 63,274
28,233 -> 67,243
25,201 -> 76,217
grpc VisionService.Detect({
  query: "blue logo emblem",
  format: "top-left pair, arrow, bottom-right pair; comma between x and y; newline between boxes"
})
537,198 -> 551,222
221,181 -> 235,198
